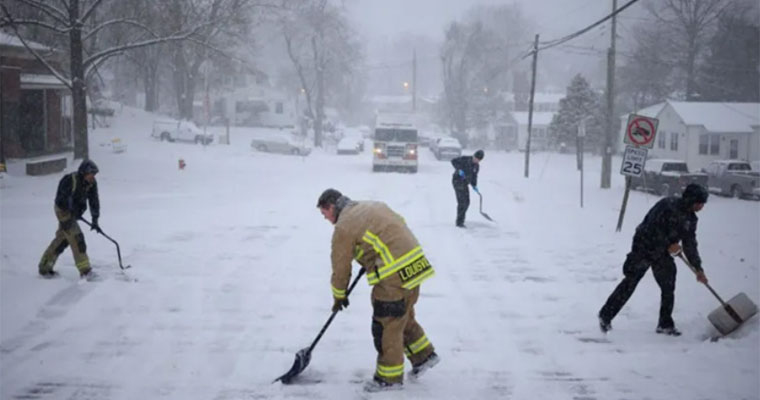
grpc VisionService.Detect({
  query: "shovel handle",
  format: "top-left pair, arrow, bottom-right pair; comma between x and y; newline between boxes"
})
675,252 -> 728,305
675,252 -> 744,324
307,268 -> 366,353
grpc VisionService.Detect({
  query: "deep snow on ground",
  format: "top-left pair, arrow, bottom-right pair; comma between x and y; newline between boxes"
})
1,105 -> 758,400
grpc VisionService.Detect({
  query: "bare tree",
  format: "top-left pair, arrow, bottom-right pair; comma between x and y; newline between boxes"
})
645,0 -> 729,100
279,0 -> 361,147
440,4 -> 532,146
162,0 -> 252,120
1,0 -> 216,159
617,25 -> 678,110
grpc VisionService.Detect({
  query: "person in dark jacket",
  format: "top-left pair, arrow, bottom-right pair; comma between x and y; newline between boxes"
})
598,183 -> 710,336
38,159 -> 101,278
451,150 -> 484,228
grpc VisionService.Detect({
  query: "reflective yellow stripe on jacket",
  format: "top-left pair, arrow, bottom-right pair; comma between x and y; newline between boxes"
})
362,230 -> 433,288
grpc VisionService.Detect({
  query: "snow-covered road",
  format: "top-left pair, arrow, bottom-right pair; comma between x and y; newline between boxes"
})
1,107 -> 758,399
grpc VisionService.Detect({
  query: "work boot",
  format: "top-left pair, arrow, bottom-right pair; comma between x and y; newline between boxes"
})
80,267 -> 99,281
656,326 -> 682,336
456,223 -> 466,228
363,376 -> 402,393
39,270 -> 59,279
598,315 -> 612,333
410,352 -> 440,379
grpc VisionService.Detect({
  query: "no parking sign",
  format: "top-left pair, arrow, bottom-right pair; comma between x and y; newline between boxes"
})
616,114 -> 659,232
624,114 -> 659,149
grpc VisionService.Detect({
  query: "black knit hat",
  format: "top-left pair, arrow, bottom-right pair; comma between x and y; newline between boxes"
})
317,188 -> 343,208
682,183 -> 708,204
78,159 -> 99,175
474,150 -> 484,160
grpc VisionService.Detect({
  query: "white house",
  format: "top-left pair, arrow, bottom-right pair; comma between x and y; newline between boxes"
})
618,101 -> 760,171
504,92 -> 564,112
511,111 -> 556,151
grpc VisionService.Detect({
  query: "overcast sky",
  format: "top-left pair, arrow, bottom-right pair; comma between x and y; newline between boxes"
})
349,0 -> 620,41
348,0 -> 630,94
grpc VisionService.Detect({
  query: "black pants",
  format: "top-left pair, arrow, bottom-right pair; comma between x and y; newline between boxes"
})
599,245 -> 677,329
453,181 -> 469,226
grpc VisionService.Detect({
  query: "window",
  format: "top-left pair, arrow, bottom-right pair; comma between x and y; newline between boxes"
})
710,134 -> 720,155
658,132 -> 666,149
699,134 -> 709,154
275,102 -> 283,114
670,132 -> 678,151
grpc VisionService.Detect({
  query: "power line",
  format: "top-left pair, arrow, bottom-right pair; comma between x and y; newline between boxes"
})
525,0 -> 641,56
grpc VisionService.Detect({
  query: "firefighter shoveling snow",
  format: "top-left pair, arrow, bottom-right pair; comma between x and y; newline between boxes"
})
1,105 -> 758,399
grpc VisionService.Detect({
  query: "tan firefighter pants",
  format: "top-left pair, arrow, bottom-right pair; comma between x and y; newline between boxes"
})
38,206 -> 91,274
371,286 -> 435,384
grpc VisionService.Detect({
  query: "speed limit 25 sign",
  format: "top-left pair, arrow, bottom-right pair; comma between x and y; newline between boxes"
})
620,146 -> 648,177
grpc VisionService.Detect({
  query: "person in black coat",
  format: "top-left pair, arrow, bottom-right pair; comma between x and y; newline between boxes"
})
38,159 -> 101,278
450,150 -> 484,228
598,183 -> 710,336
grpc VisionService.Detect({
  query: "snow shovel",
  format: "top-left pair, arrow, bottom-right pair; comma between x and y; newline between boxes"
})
676,252 -> 757,336
80,218 -> 132,270
476,191 -> 493,222
274,268 -> 366,384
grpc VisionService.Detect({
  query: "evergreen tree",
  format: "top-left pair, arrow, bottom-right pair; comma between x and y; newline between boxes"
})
549,74 -> 605,152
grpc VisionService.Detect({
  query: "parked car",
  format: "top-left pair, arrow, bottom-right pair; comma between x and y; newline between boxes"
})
250,134 -> 311,156
151,119 -> 213,144
337,137 -> 361,155
703,160 -> 760,200
631,159 -> 708,196
434,138 -> 463,160
341,130 -> 365,152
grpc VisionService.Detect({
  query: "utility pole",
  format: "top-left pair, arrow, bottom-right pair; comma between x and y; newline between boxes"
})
412,49 -> 417,112
524,34 -> 539,178
601,0 -> 617,188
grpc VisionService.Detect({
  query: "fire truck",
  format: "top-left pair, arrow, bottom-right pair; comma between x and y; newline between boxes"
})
372,113 -> 419,173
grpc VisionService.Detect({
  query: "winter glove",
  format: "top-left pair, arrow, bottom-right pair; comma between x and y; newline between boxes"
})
457,169 -> 465,178
332,297 -> 349,312
90,217 -> 103,234
472,186 -> 479,194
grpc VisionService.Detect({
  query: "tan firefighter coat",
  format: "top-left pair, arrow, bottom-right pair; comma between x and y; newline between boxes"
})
330,201 -> 434,303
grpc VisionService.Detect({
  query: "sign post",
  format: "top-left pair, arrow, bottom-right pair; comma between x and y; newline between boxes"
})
616,114 -> 658,232
578,119 -> 586,208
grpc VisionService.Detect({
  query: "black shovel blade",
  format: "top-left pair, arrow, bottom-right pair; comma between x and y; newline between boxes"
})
480,211 -> 494,222
273,347 -> 312,384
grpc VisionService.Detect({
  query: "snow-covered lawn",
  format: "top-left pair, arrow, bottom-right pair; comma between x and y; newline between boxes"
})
1,106 -> 758,399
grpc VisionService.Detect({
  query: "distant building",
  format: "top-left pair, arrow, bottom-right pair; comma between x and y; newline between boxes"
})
210,72 -> 297,129
507,92 -> 564,112
511,111 -> 557,151
1,31 -> 72,175
618,101 -> 760,171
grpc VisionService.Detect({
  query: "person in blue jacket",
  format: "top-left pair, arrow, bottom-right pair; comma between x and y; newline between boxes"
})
450,150 -> 484,228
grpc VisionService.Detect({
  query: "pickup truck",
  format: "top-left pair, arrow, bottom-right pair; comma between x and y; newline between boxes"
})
703,160 -> 760,200
151,119 -> 213,145
434,137 -> 463,161
631,159 -> 708,197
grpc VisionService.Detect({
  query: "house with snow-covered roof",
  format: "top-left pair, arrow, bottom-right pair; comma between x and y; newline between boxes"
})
1,31 -> 74,175
618,101 -> 760,171
511,111 -> 556,151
